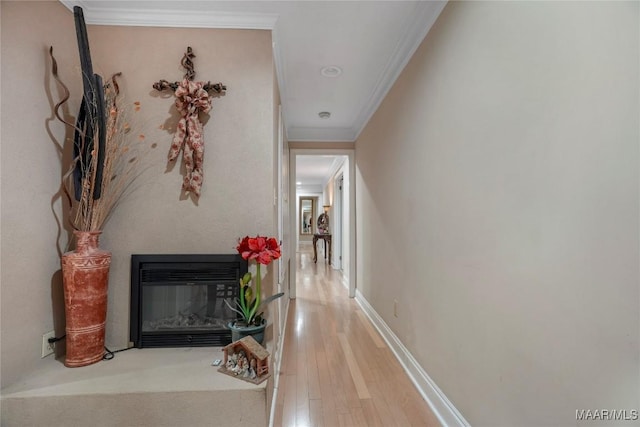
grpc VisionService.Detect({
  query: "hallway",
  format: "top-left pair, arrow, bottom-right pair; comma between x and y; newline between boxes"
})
273,245 -> 440,427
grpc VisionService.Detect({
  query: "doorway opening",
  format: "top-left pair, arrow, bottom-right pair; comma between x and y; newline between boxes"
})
289,148 -> 355,299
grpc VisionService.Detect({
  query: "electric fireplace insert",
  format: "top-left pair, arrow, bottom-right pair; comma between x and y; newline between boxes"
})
130,254 -> 246,348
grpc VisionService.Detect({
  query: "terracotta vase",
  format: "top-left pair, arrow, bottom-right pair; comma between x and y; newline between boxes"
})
61,230 -> 111,367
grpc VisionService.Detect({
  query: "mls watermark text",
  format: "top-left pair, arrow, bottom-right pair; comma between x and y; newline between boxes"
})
576,409 -> 639,421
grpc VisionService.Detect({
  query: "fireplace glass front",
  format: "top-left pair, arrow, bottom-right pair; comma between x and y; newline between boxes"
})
130,254 -> 246,348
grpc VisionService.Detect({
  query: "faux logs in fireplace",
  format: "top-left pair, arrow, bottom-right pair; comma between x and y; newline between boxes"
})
130,254 -> 247,348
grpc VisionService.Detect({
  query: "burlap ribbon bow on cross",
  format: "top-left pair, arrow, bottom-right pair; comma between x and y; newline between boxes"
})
168,79 -> 212,197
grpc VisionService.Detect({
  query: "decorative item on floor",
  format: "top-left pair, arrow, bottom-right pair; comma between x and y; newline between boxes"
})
313,205 -> 332,263
153,46 -> 227,198
61,231 -> 110,367
50,6 -> 155,367
225,236 -> 284,345
218,335 -> 271,385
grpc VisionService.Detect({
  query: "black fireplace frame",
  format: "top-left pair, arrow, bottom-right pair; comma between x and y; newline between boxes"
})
130,254 -> 247,348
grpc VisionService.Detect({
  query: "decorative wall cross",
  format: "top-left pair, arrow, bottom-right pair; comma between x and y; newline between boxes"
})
153,47 -> 226,198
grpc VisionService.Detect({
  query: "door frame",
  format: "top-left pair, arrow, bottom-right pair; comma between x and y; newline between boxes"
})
289,148 -> 356,298
332,172 -> 344,270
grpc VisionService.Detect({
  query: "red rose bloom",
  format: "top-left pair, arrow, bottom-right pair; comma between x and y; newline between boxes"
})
237,235 -> 281,265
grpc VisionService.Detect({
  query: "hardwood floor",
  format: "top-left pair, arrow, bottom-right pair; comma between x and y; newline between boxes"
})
272,245 -> 441,427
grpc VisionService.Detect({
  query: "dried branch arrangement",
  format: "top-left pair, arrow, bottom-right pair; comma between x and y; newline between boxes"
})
48,6 -> 156,233
50,48 -> 156,232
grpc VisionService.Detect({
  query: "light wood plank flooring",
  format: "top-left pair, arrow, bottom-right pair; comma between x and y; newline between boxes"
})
272,245 -> 441,427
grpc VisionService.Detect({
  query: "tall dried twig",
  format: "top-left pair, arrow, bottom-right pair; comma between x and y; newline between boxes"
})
50,48 -> 156,232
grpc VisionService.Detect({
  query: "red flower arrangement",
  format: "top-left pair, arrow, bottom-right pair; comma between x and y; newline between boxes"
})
237,235 -> 281,265
226,236 -> 283,326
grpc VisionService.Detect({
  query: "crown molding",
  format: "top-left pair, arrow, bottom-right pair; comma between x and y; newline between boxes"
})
58,0 -> 447,143
323,156 -> 347,186
352,0 -> 447,141
59,1 -> 278,29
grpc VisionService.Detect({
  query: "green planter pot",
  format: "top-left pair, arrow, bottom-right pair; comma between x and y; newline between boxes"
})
227,320 -> 266,345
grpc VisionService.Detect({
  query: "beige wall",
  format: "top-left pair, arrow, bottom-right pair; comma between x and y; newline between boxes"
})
355,1 -> 639,425
289,140 -> 354,150
1,0 -> 81,389
1,1 -> 277,388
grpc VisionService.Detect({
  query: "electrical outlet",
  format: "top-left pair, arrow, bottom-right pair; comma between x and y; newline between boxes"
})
394,300 -> 399,318
41,331 -> 55,358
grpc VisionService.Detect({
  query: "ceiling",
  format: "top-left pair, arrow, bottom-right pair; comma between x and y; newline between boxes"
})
296,155 -> 346,193
60,0 -> 446,143
60,0 -> 446,186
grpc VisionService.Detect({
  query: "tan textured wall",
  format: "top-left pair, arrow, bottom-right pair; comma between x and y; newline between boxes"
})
355,1 -> 639,425
1,1 -> 276,388
1,0 -> 81,389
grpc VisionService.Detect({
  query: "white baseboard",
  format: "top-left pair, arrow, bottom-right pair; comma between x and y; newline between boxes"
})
355,290 -> 470,427
268,295 -> 291,427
